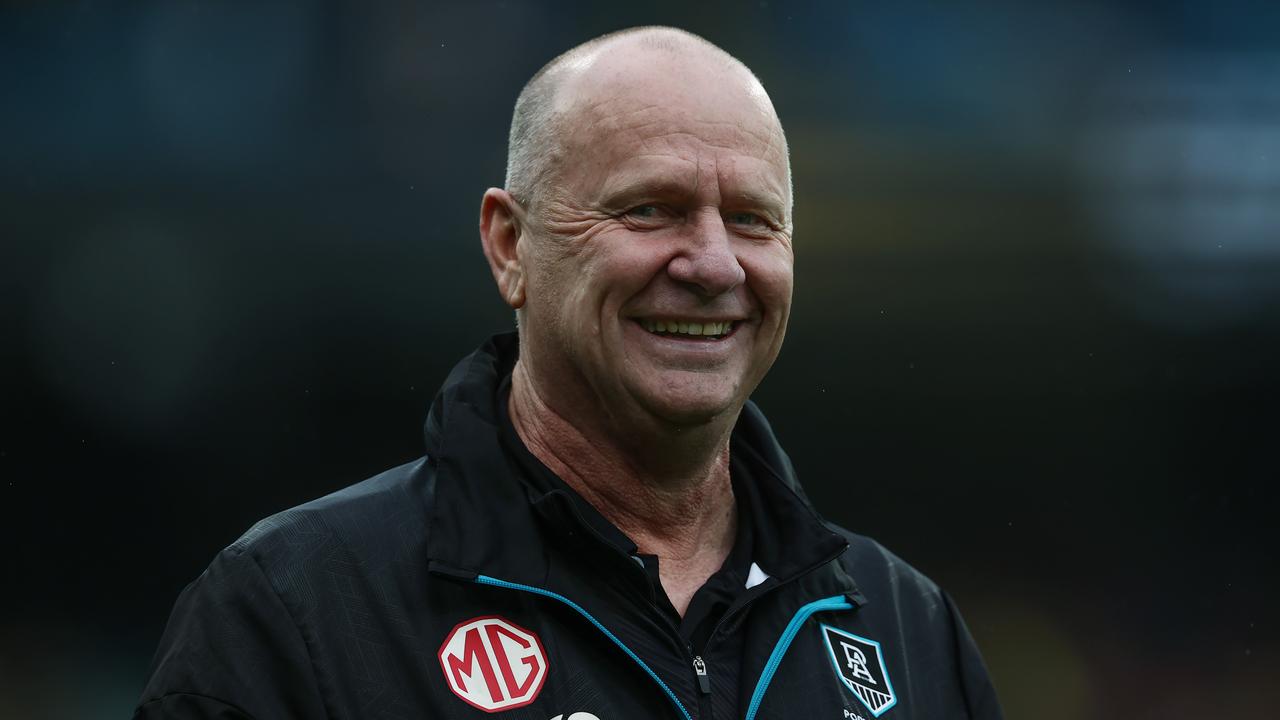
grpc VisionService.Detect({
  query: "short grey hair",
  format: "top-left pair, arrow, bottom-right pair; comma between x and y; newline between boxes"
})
503,26 -> 773,209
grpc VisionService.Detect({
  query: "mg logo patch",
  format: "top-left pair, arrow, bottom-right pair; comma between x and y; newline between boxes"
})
438,616 -> 548,712
821,624 -> 898,717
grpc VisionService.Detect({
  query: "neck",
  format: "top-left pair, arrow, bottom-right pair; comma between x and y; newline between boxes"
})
508,360 -> 738,614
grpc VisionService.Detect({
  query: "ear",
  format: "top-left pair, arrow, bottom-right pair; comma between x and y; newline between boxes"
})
479,188 -> 527,309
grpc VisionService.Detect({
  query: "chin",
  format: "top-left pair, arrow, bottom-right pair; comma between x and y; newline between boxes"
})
630,381 -> 742,429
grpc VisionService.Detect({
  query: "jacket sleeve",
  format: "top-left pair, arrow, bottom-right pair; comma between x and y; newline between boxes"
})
134,546 -> 328,719
943,592 -> 1004,720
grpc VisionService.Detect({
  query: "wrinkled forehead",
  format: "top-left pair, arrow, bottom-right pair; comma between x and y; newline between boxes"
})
553,49 -> 789,179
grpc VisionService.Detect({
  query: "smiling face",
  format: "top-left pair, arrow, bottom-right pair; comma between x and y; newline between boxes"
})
509,41 -> 793,432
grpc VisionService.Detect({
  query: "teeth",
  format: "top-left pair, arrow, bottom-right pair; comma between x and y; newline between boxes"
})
641,319 -> 733,337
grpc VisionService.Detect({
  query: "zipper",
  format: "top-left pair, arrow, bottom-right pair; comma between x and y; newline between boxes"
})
465,532 -> 854,719
691,652 -> 713,720
692,655 -> 711,694
474,574 -> 694,720
743,595 -> 853,720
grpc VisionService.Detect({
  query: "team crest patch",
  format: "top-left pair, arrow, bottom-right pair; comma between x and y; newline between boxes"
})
821,624 -> 898,717
438,616 -> 548,712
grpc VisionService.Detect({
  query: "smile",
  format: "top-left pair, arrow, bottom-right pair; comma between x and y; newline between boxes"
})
638,319 -> 735,339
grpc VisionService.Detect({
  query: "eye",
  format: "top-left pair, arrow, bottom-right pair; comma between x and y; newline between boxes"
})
621,204 -> 679,227
726,211 -> 768,228
627,205 -> 662,219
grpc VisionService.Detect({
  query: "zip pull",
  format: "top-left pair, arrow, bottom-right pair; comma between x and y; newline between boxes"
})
692,655 -> 711,695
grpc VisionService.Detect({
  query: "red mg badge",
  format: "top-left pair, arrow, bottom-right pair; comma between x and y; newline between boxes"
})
438,616 -> 549,712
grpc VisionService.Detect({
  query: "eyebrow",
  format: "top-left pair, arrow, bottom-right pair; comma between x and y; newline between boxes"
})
596,177 -> 696,206
723,188 -> 787,214
596,174 -> 787,218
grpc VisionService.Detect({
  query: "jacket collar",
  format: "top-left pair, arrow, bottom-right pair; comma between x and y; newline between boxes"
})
424,333 -> 858,601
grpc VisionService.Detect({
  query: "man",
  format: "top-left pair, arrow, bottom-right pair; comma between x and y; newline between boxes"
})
136,27 -> 1002,720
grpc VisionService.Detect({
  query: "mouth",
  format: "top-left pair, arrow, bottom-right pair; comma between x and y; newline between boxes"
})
636,318 -> 737,340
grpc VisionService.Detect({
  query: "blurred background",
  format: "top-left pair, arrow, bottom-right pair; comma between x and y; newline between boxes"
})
2,1 -> 1278,717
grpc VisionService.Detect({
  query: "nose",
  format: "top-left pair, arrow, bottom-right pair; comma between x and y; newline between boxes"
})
667,209 -> 746,297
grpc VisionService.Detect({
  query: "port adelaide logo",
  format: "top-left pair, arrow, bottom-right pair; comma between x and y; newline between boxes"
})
821,625 -> 898,717
438,616 -> 548,712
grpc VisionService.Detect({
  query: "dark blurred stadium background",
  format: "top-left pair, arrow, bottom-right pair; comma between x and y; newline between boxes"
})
2,1 -> 1278,717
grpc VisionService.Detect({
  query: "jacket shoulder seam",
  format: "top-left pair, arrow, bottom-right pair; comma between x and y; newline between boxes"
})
135,690 -> 257,719
227,544 -> 334,719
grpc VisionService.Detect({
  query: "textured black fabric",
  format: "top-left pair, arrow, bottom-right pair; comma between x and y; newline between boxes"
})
136,694 -> 255,720
138,543 -> 329,719
136,333 -> 1004,720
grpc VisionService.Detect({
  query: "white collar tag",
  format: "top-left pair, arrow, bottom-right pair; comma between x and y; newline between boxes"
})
745,562 -> 770,589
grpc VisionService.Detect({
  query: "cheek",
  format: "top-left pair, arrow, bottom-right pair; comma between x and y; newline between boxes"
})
537,240 -> 655,346
742,248 -> 794,317
584,237 -> 671,302
527,239 -> 600,309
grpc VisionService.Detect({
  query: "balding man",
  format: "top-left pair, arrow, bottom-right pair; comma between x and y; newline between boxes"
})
137,27 -> 1002,720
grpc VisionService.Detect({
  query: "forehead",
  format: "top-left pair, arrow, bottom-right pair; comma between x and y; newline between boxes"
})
553,49 -> 789,196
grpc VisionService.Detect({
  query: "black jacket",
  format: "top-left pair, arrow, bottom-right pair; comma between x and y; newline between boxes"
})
136,334 -> 1003,720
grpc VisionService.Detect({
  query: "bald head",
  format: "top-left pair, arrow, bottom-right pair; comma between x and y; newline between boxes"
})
504,26 -> 790,211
